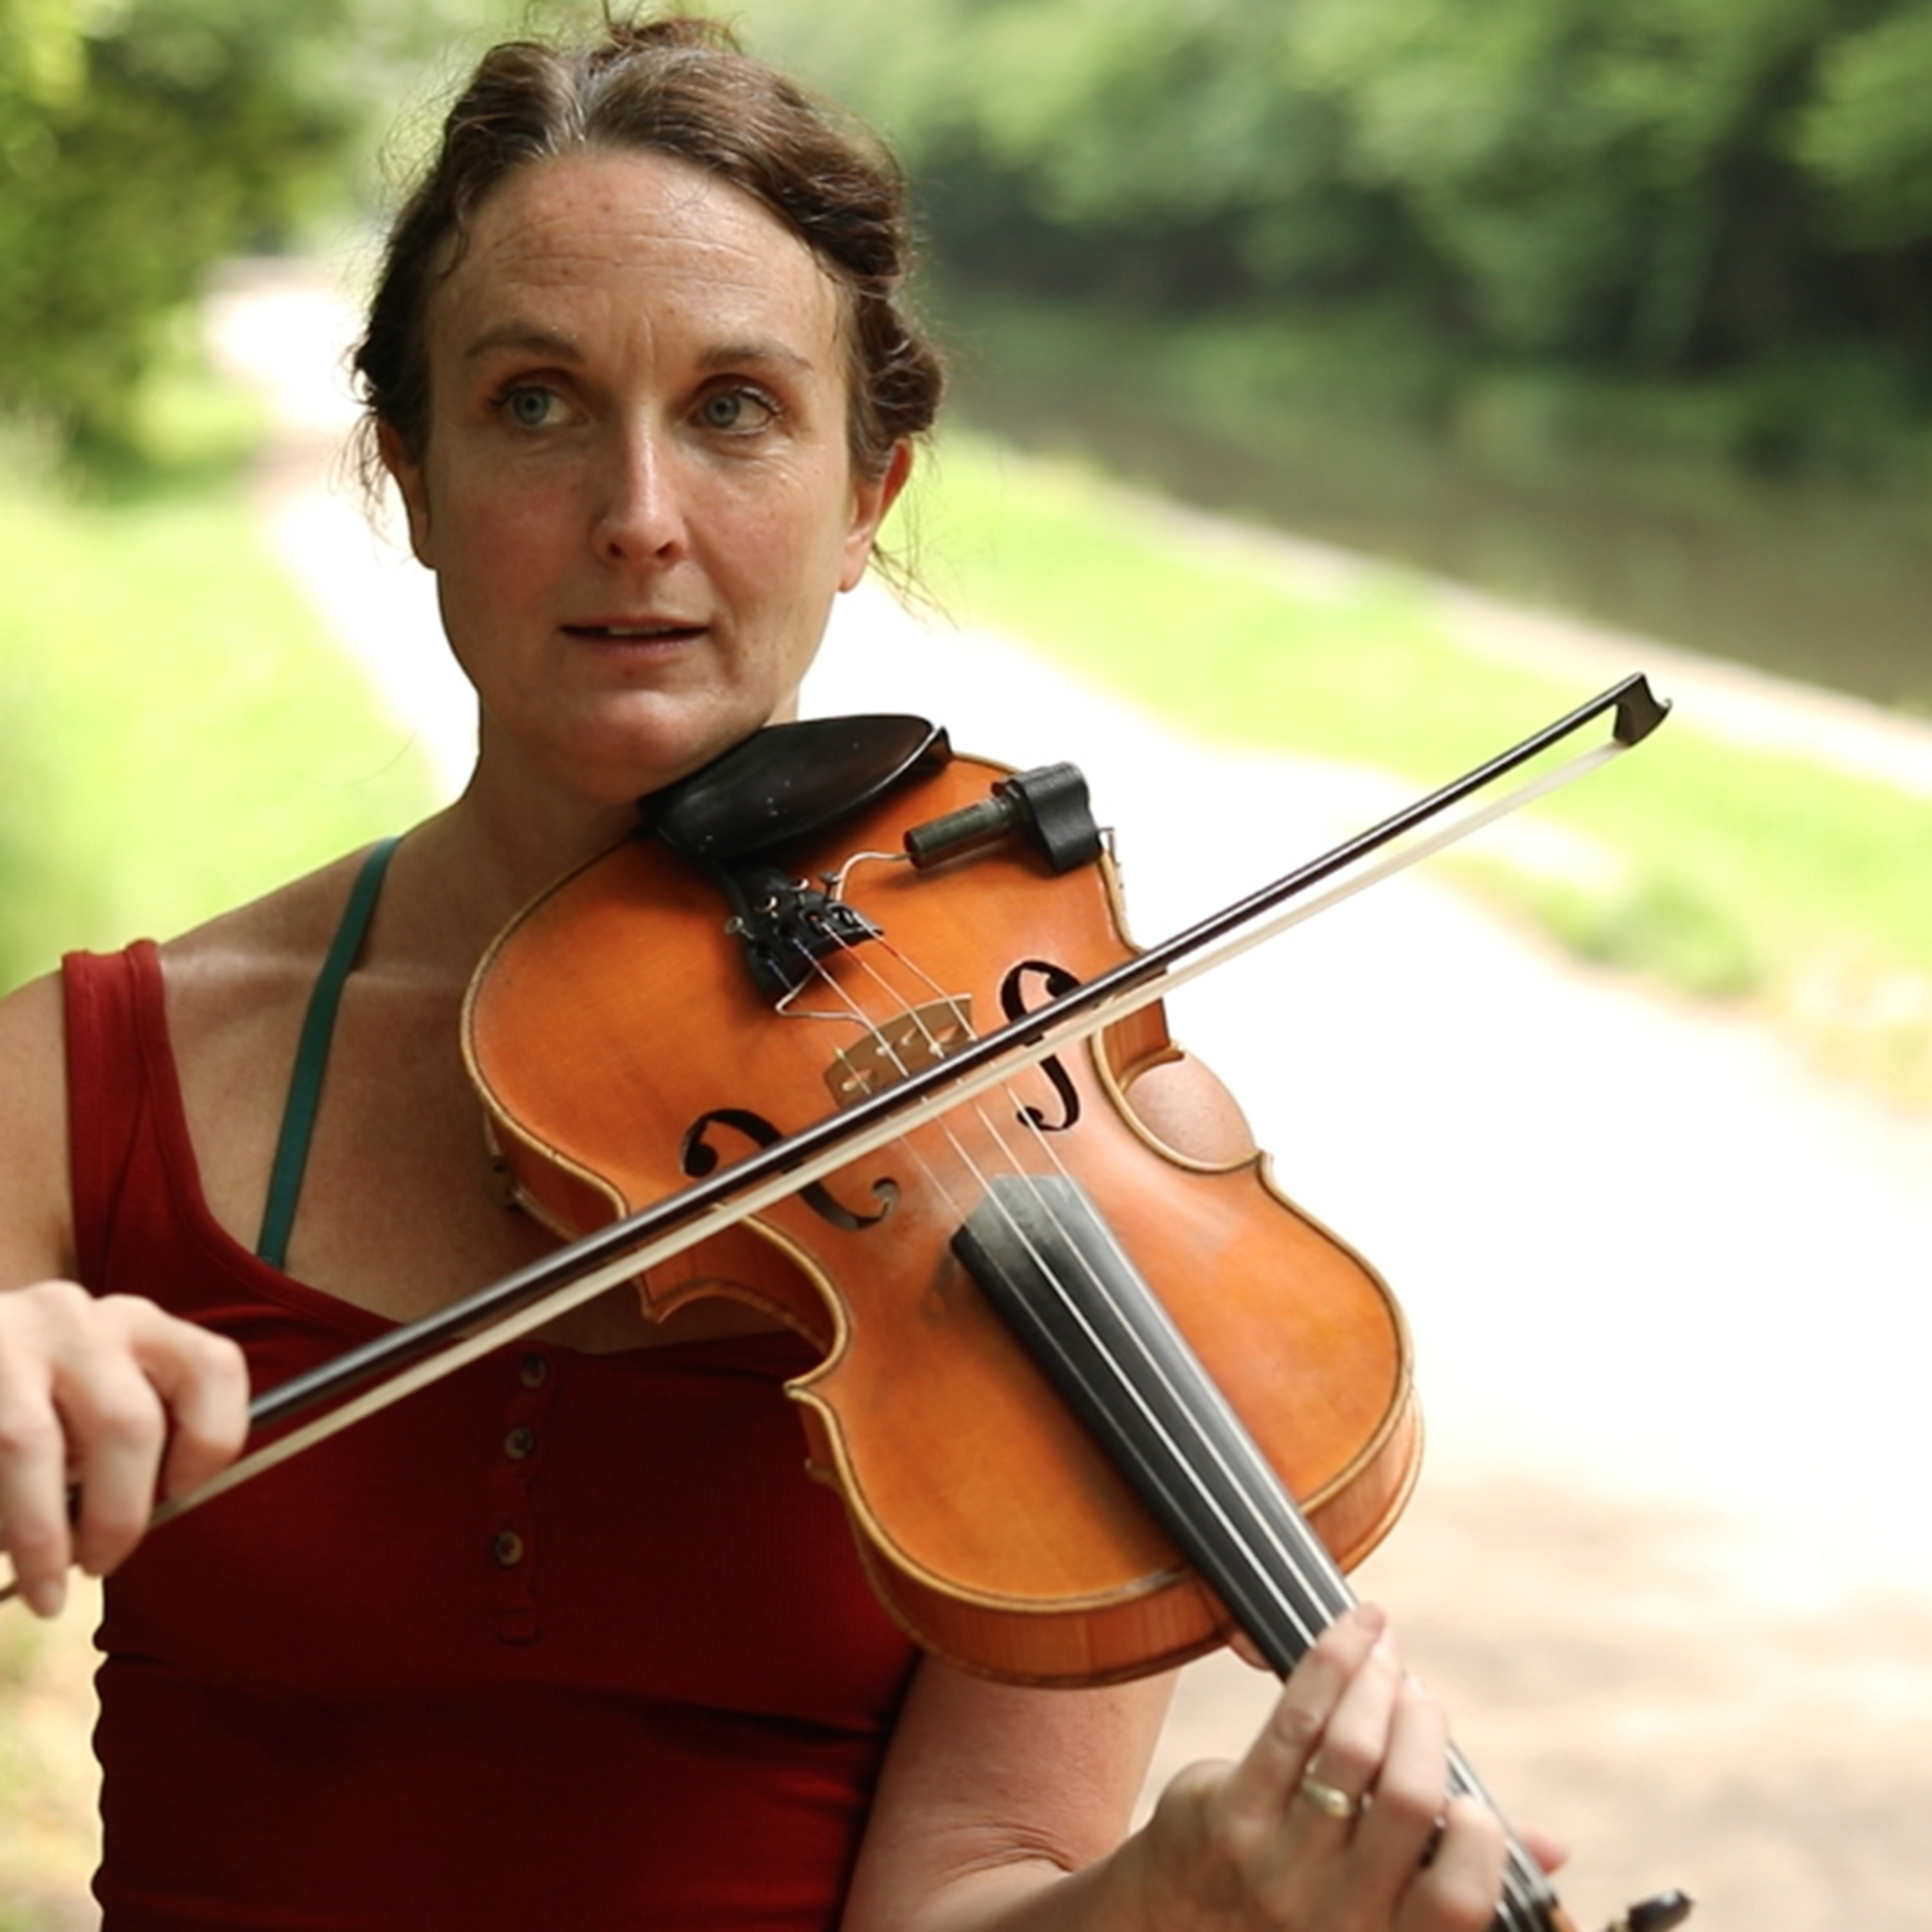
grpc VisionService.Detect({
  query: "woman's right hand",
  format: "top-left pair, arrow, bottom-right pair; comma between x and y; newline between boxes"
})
0,1282 -> 248,1617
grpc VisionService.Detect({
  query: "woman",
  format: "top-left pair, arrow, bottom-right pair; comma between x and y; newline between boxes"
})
0,16 -> 1549,1929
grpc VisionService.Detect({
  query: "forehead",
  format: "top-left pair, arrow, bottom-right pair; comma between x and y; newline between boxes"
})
431,149 -> 847,365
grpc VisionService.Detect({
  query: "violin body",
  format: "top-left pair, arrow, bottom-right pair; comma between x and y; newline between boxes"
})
464,746 -> 1419,1685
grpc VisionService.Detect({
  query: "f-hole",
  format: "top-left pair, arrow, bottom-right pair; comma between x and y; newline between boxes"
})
1000,961 -> 1083,1133
680,1108 -> 898,1232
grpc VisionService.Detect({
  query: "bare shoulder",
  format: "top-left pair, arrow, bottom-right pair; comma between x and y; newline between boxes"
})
1120,1046 -> 1260,1169
0,853 -> 377,1291
0,971 -> 77,1286
158,847 -> 382,1053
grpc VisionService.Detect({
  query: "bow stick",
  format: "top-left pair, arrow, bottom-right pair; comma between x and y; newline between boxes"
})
1,672 -> 1667,1589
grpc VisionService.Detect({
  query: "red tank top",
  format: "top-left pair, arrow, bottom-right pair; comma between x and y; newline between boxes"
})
64,943 -> 918,1931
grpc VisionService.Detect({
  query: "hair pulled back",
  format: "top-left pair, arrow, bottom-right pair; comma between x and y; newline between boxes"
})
355,14 -> 943,484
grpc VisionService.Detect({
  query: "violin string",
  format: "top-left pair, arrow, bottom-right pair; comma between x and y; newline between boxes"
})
790,906 -> 1356,1651
963,1088 -> 1554,1929
990,1141 -> 1550,1926
781,918 -> 1363,1660
785,900 -> 1551,1931
725,858 -> 1559,1929
784,916 -> 1314,1604
774,938 -> 996,1233
948,1100 -> 1553,1886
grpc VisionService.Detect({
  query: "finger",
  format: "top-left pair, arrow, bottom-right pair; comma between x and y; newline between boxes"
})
1398,1794 -> 1509,1932
1345,1678 -> 1454,1917
1300,1620 -> 1405,1813
1216,1602 -> 1387,1827
56,1329 -> 172,1580
134,1312 -> 251,1500
0,1341 -> 76,1618
1514,1819 -> 1568,1877
68,1299 -> 250,1573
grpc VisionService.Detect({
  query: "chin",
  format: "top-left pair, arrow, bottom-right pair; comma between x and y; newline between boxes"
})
569,722 -> 761,808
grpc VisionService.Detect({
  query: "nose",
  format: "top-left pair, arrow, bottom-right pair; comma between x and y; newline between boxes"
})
592,424 -> 687,564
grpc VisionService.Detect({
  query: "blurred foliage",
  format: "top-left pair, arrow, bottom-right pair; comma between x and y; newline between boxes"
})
1796,5 -> 1932,246
14,0 -> 1932,464
0,0 -> 526,454
746,0 -> 1932,455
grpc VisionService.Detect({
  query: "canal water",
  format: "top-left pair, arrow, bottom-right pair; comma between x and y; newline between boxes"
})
948,312 -> 1932,719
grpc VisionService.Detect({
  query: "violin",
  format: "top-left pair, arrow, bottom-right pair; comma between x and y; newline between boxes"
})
453,693 -> 1689,1932
2,679 -> 1690,1932
467,715 -> 1419,1683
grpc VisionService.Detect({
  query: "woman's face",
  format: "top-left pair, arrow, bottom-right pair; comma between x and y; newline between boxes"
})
383,150 -> 907,808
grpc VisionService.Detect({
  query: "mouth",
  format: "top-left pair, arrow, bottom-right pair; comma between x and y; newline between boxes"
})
564,620 -> 706,644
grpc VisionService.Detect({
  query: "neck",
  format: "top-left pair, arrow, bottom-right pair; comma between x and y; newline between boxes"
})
388,780 -> 639,988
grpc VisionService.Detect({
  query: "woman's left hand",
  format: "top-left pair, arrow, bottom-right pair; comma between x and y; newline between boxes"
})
842,1602 -> 1564,1932
1125,1603 -> 1551,1931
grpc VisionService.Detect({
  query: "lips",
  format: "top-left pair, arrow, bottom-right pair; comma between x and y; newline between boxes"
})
564,620 -> 705,641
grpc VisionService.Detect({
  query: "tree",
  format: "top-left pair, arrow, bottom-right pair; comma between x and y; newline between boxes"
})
0,0 -> 508,450
1796,1 -> 1932,247
748,0 -> 1932,392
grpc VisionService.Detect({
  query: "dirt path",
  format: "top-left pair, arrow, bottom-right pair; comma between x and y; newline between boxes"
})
164,265 -> 1932,1931
806,590 -> 1932,1932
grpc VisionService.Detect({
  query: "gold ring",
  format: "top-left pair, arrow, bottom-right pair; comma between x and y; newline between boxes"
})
1298,1771 -> 1365,1820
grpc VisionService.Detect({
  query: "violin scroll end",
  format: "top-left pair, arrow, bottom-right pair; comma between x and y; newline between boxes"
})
1607,1888 -> 1694,1932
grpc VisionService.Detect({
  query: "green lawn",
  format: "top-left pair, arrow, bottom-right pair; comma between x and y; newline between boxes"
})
0,464 -> 434,993
911,433 -> 1932,1106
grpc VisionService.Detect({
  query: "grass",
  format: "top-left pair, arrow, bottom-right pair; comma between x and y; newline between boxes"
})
0,419 -> 434,995
908,433 -> 1932,1108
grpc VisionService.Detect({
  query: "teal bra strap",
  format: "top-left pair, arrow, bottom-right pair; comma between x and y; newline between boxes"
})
256,835 -> 403,1271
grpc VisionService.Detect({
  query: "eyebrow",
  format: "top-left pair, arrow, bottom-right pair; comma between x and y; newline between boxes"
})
699,339 -> 818,375
461,322 -> 583,366
460,322 -> 819,375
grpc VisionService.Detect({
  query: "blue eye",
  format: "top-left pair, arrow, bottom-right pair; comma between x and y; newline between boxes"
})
699,388 -> 776,432
504,386 -> 562,429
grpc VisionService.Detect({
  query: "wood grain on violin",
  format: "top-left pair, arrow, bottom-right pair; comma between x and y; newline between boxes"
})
464,746 -> 1419,1685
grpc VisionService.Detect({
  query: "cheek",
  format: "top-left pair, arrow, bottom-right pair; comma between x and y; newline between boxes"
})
436,467 -> 574,589
426,481 -> 575,682
759,471 -> 869,586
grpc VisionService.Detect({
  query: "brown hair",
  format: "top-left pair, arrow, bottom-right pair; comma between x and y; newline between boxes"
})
354,14 -> 943,484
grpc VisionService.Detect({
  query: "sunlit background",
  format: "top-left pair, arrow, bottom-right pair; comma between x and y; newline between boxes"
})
3,2 -> 1930,1928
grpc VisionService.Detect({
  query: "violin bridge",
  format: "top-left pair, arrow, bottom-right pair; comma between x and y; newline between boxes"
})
826,998 -> 974,1106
